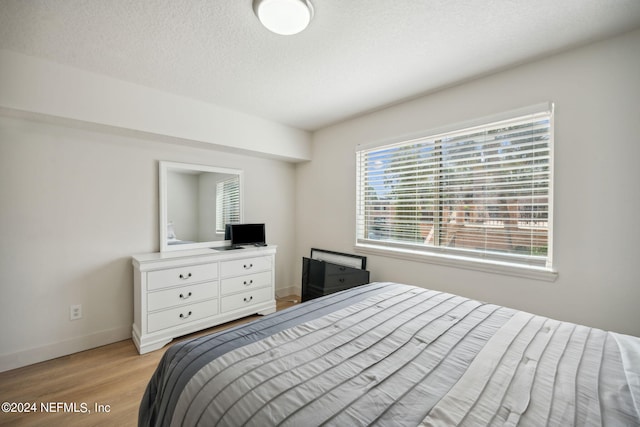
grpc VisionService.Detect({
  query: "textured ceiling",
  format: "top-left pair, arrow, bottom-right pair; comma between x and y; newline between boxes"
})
1,0 -> 640,131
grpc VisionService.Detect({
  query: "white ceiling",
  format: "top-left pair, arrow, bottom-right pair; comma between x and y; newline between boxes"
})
1,0 -> 640,131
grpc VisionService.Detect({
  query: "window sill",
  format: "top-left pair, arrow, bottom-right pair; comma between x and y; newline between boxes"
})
354,243 -> 558,282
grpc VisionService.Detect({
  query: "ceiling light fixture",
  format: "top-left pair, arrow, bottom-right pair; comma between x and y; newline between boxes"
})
253,0 -> 314,36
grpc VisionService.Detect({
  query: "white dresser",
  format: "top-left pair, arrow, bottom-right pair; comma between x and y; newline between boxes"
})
132,245 -> 276,354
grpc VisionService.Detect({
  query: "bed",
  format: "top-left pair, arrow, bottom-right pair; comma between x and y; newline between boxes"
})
140,282 -> 640,426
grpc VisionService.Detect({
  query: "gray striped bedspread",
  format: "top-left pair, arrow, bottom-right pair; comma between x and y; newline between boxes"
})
139,282 -> 640,426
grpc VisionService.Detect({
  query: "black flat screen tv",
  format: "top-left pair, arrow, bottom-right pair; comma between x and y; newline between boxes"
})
229,223 -> 266,246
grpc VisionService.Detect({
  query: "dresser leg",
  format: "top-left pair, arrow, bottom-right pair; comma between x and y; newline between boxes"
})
257,306 -> 276,316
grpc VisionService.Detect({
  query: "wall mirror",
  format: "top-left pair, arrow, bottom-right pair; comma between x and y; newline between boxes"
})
159,161 -> 243,252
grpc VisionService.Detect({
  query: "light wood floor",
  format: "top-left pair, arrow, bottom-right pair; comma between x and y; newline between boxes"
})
0,297 -> 299,426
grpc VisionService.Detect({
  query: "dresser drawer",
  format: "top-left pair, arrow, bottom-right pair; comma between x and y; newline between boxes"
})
147,299 -> 218,333
325,262 -> 360,277
220,271 -> 271,295
324,272 -> 369,288
147,263 -> 218,291
220,287 -> 272,313
325,263 -> 369,287
220,256 -> 271,278
148,281 -> 218,311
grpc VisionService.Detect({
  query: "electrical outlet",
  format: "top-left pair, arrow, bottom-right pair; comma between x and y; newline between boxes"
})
70,304 -> 82,321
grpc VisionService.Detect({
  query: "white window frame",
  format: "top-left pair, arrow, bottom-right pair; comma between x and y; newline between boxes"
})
355,103 -> 557,281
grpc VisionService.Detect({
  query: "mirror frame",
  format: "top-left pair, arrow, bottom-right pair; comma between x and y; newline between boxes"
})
159,161 -> 244,252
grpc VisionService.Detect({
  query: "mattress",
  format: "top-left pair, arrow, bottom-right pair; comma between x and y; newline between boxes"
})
139,282 -> 640,426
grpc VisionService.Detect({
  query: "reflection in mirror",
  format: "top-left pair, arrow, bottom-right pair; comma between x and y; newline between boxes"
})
160,161 -> 243,252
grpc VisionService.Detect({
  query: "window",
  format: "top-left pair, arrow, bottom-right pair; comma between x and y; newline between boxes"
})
216,176 -> 240,233
356,104 -> 554,277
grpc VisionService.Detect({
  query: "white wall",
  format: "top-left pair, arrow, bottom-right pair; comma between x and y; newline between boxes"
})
0,115 -> 298,371
0,48 -> 308,372
167,171 -> 199,241
296,29 -> 640,337
197,173 -> 221,242
0,49 -> 312,162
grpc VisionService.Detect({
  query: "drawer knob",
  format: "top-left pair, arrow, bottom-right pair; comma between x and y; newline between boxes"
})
179,273 -> 192,280
243,263 -> 253,270
179,311 -> 192,319
179,292 -> 192,299
244,296 -> 253,303
243,280 -> 253,286
339,278 -> 345,283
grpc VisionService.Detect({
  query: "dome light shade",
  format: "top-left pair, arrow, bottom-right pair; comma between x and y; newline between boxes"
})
253,0 -> 314,36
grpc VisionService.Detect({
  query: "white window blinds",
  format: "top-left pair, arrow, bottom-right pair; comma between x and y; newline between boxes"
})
356,106 -> 553,270
216,177 -> 241,233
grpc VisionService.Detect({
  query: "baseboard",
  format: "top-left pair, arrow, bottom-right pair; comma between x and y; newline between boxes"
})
1,287 -> 300,373
276,285 -> 300,300
0,326 -> 131,373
